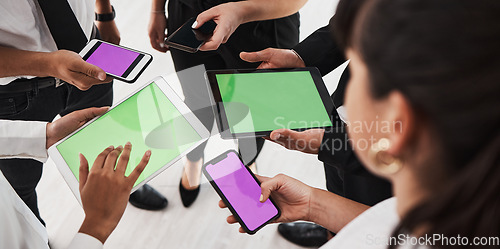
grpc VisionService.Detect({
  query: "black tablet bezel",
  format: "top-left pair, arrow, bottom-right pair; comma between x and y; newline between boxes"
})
206,67 -> 334,139
202,150 -> 281,235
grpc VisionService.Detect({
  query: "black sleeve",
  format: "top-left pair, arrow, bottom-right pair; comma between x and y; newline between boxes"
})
293,18 -> 346,76
318,109 -> 371,176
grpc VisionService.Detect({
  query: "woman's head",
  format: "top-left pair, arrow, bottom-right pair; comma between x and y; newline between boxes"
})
335,0 -> 500,245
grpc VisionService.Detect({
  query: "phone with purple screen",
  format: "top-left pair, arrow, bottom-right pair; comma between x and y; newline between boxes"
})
203,150 -> 281,234
79,39 -> 152,83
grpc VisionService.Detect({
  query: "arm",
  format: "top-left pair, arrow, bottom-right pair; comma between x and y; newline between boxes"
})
219,174 -> 369,234
148,0 -> 168,52
239,16 -> 346,75
0,107 -> 108,162
95,0 -> 121,45
193,0 -> 307,50
0,46 -> 111,90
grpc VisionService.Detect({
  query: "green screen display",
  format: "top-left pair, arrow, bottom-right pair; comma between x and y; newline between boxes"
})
216,71 -> 332,133
56,82 -> 202,186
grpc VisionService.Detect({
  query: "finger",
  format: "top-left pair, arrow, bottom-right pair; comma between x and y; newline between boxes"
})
73,60 -> 107,81
68,71 -> 112,90
75,107 -> 109,123
79,153 -> 89,192
116,142 -> 132,175
200,25 -> 225,51
240,49 -> 272,63
239,227 -> 245,233
127,150 -> 151,184
194,9 -> 216,29
260,175 -> 284,203
227,215 -> 238,224
103,146 -> 123,171
254,174 -> 271,183
92,146 -> 114,171
218,200 -> 227,208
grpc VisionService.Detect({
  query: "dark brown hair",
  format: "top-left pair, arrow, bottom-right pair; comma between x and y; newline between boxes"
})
334,0 -> 500,248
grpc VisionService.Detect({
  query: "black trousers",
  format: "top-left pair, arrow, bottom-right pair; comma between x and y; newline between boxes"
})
167,0 -> 300,165
0,82 -> 113,224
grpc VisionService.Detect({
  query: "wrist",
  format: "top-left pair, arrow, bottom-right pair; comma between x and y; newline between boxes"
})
79,217 -> 114,244
307,188 -> 327,224
291,49 -> 306,67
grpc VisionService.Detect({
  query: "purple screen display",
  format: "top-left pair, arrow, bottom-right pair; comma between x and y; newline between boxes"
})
85,42 -> 139,76
206,152 -> 278,231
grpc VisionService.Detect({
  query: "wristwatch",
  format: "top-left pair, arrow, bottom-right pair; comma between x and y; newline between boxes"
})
95,6 -> 115,22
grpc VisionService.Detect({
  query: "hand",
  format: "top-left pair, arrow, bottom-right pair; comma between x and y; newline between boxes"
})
265,129 -> 325,154
95,21 -> 121,45
193,2 -> 244,51
46,107 -> 109,148
47,50 -> 112,90
240,48 -> 306,69
219,174 -> 313,233
148,12 -> 168,52
78,143 -> 151,243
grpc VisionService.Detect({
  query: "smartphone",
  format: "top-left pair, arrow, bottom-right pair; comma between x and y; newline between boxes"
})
79,39 -> 153,83
166,17 -> 217,53
202,150 -> 281,234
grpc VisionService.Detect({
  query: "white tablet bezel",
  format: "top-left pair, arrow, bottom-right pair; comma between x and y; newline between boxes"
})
48,76 -> 210,204
79,39 -> 153,83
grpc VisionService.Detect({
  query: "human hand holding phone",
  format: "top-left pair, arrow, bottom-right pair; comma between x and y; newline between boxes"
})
78,143 -> 151,243
219,174 -> 314,233
192,2 -> 244,51
48,50 -> 112,90
203,150 -> 280,234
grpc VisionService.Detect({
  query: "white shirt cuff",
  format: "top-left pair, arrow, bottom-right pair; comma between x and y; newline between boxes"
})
0,120 -> 48,162
67,233 -> 103,249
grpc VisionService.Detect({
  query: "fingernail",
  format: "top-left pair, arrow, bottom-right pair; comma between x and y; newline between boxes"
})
159,42 -> 165,48
191,21 -> 198,29
98,72 -> 106,81
145,150 -> 152,157
126,142 -> 131,147
259,194 -> 264,202
117,145 -> 123,150
108,145 -> 114,150
271,133 -> 280,140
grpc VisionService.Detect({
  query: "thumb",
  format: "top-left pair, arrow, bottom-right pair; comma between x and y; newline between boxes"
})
78,61 -> 107,81
260,175 -> 283,203
240,49 -> 272,63
79,153 -> 89,192
193,9 -> 216,29
270,129 -> 300,141
77,107 -> 109,123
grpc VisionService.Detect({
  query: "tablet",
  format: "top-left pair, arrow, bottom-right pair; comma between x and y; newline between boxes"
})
206,68 -> 334,138
48,76 -> 209,204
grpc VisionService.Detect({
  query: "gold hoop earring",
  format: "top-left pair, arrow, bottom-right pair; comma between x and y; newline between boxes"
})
368,138 -> 403,175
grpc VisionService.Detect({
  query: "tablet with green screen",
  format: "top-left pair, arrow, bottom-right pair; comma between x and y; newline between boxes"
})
48,77 -> 209,204
206,68 -> 334,138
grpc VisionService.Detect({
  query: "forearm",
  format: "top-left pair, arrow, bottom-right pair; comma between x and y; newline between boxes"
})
0,46 -> 52,78
151,0 -> 167,11
95,0 -> 112,14
308,188 -> 369,233
236,0 -> 307,24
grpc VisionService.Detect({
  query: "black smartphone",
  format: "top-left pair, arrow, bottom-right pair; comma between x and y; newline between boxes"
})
202,150 -> 281,234
166,17 -> 217,53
